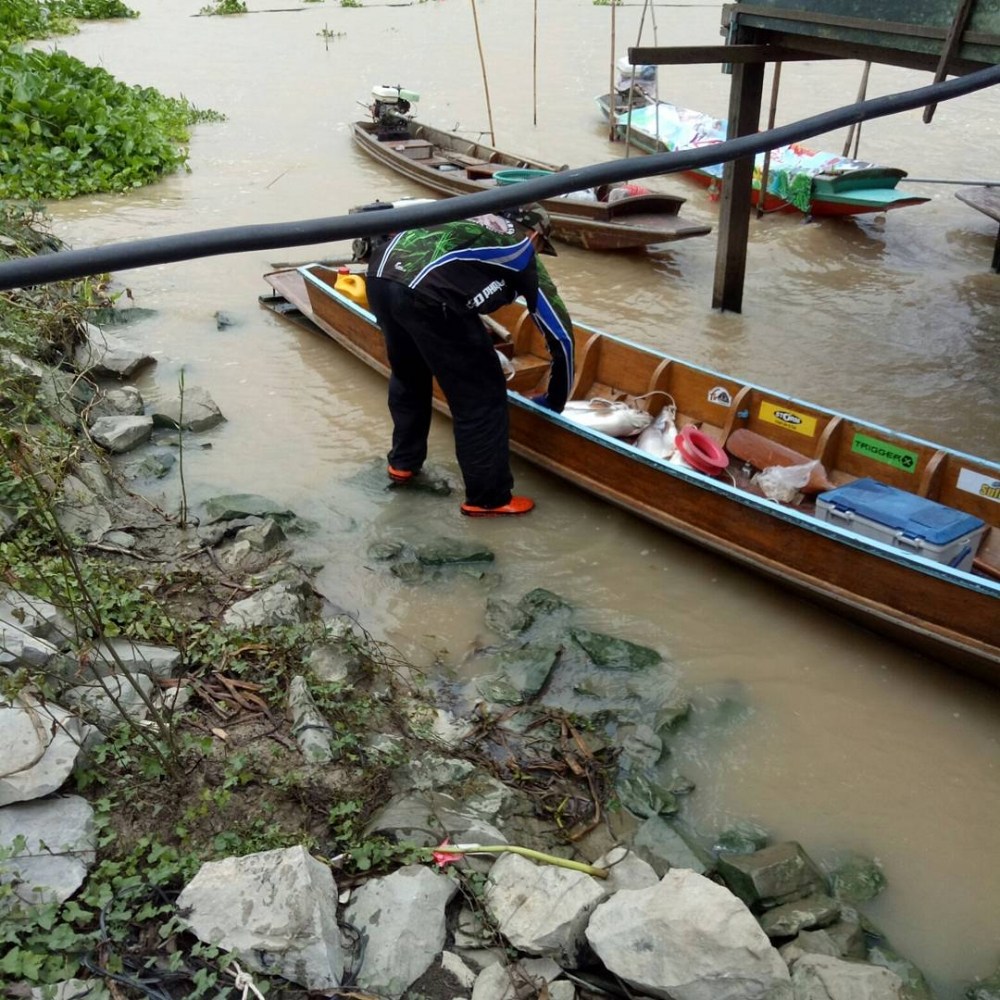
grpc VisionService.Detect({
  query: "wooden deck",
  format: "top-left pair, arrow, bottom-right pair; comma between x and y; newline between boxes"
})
955,185 -> 1000,272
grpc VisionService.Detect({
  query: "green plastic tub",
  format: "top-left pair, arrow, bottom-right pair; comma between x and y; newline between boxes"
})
494,168 -> 553,186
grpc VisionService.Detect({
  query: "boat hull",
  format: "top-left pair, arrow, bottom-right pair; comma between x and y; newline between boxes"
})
352,120 -> 712,251
595,93 -> 930,218
261,265 -> 1000,683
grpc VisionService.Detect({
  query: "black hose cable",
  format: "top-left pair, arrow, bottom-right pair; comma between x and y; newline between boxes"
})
0,63 -> 998,291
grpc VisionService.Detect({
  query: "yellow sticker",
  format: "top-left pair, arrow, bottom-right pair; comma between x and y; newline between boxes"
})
758,401 -> 817,437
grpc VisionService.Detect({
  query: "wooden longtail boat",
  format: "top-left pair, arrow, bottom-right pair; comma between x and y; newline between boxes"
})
351,88 -> 711,252
595,86 -> 931,218
260,263 -> 1000,683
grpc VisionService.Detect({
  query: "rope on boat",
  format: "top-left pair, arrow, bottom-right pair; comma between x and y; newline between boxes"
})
2,63 -> 1000,292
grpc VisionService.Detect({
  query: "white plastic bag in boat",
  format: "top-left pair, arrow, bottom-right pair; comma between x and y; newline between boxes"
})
556,188 -> 599,202
562,399 -> 652,437
495,350 -> 515,381
753,461 -> 817,503
636,404 -> 678,458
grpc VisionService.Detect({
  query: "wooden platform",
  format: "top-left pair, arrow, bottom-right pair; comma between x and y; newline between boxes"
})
955,185 -> 1000,272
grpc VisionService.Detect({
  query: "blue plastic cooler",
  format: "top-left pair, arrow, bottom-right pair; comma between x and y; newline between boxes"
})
815,478 -> 986,571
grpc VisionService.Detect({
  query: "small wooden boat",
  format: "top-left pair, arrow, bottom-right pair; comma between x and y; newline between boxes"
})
595,86 -> 931,218
260,263 -> 1000,683
351,87 -> 712,252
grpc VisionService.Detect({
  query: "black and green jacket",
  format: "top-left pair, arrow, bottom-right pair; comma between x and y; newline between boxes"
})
367,214 -> 575,412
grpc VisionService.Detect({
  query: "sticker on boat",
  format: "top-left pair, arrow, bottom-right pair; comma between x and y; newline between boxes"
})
958,468 -> 1000,502
759,401 -> 817,436
707,386 -> 732,406
851,433 -> 918,472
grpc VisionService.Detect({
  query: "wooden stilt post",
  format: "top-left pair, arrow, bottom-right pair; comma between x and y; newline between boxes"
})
471,0 -> 495,146
712,28 -> 765,314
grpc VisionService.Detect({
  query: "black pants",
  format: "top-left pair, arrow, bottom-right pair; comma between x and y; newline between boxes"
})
367,277 -> 514,508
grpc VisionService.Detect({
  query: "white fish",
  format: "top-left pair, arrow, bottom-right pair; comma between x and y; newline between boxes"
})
562,399 -> 653,437
636,404 -> 678,459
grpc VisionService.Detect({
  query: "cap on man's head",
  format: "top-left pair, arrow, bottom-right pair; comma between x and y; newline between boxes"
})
502,203 -> 557,256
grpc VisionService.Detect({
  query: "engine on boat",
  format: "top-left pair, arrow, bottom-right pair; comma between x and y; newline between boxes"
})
615,56 -> 656,96
369,84 -> 420,141
347,197 -> 436,261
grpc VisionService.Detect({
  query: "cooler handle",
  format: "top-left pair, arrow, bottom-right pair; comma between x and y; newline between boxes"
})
825,506 -> 855,524
894,532 -> 925,553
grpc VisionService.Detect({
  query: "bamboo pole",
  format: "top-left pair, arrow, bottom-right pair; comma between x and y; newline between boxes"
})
608,0 -> 617,142
470,0 -> 495,146
842,60 -> 871,159
756,61 -> 782,218
533,0 -> 538,126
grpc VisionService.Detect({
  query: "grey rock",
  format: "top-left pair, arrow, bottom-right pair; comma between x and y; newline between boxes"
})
223,580 -> 311,628
177,846 -> 345,990
54,474 -> 111,542
789,953 -> 904,999
86,385 -> 144,422
80,638 -> 181,680
0,698 -> 90,807
288,675 -> 336,763
759,893 -> 841,938
74,326 -> 155,378
0,590 -> 75,650
0,795 -> 96,912
346,864 -> 458,997
471,958 -> 563,1000
63,673 -> 156,724
586,868 -> 791,1000
151,386 -> 225,432
88,415 -> 154,453
633,814 -> 710,875
825,853 -> 888,904
716,841 -> 827,911
485,852 -> 605,965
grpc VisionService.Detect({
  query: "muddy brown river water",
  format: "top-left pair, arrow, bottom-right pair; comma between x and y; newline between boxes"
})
35,1 -> 1000,994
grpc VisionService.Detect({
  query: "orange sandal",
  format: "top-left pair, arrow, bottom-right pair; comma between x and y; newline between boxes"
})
460,496 -> 535,517
387,465 -> 415,483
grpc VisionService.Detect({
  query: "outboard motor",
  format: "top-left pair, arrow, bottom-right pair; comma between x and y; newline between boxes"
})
369,84 -> 420,140
348,197 -> 435,261
615,56 -> 656,95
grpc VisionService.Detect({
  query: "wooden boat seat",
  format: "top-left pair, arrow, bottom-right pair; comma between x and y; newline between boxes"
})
466,163 -> 509,180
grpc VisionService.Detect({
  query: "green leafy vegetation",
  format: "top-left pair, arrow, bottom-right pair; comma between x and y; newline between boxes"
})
1,0 -> 137,44
0,48 -> 224,200
199,0 -> 247,14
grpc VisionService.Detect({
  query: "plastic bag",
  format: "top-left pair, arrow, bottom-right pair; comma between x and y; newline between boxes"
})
495,349 -> 515,381
752,460 -> 818,503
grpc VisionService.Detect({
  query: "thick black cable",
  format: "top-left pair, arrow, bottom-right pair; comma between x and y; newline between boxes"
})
0,64 -> 998,291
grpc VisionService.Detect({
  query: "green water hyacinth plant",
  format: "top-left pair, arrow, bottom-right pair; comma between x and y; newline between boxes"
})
0,47 -> 223,200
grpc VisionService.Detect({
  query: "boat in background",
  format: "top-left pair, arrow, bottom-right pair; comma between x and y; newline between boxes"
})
351,85 -> 712,252
260,262 -> 1000,682
596,59 -> 930,218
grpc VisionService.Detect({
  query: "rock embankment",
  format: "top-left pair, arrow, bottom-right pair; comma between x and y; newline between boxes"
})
3,316 -> 996,1000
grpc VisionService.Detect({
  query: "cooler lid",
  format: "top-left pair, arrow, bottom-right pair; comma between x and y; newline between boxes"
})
817,478 -> 985,545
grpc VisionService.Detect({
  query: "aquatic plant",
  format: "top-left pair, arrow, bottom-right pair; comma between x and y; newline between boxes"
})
0,48 -> 223,200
